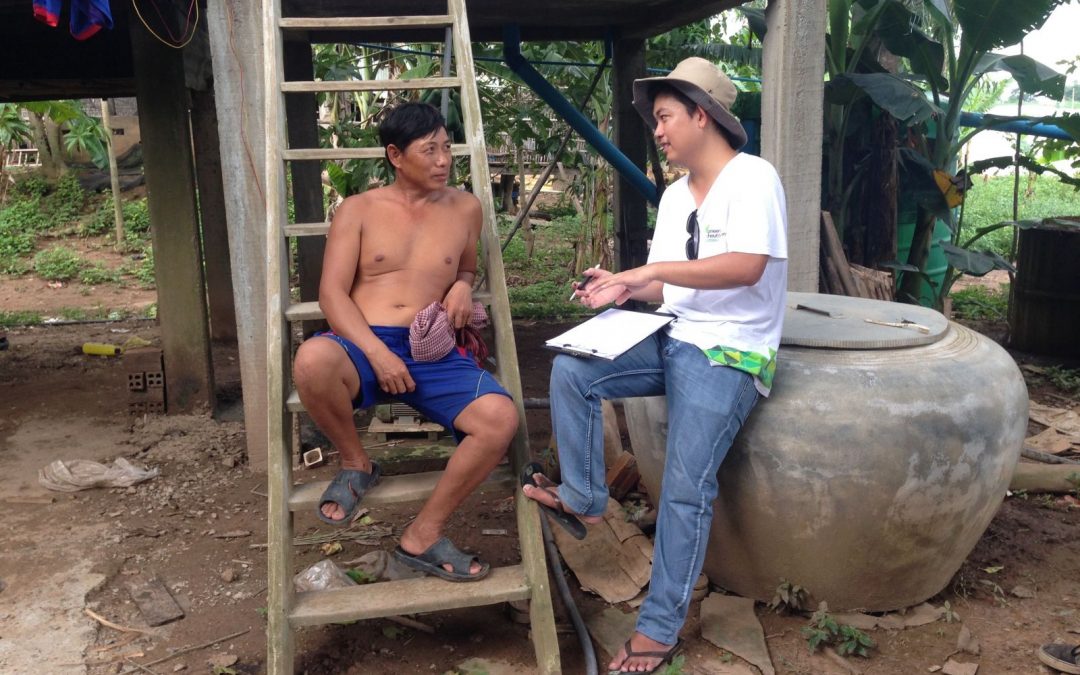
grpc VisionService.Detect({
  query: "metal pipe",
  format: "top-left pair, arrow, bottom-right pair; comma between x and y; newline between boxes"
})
502,24 -> 659,205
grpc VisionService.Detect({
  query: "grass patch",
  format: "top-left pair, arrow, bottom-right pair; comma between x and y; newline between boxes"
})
961,175 -> 1080,258
33,245 -> 84,281
79,262 -> 122,285
500,214 -> 599,320
0,309 -> 43,328
950,284 -> 1009,320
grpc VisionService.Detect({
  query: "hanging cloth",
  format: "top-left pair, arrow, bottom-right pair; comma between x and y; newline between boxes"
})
33,0 -> 114,40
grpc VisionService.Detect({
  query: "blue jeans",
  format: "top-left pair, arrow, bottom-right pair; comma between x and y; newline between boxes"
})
550,331 -> 759,645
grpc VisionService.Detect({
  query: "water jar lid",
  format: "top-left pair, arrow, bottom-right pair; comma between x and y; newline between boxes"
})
781,292 -> 949,349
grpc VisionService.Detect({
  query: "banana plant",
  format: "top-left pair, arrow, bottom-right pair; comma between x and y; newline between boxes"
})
826,0 -> 1068,307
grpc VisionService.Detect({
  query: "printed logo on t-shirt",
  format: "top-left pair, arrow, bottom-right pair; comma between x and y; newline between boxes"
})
704,226 -> 726,243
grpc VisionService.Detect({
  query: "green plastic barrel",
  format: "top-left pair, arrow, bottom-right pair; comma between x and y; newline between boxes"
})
896,202 -> 950,307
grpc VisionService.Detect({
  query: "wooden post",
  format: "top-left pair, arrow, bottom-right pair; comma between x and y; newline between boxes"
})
99,99 -> 125,248
205,0 -> 268,468
283,37 -> 326,336
130,17 -> 214,414
762,0 -> 826,293
612,38 -> 649,272
190,87 -> 238,342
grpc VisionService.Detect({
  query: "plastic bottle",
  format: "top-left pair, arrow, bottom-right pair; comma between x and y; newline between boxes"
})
82,342 -> 121,356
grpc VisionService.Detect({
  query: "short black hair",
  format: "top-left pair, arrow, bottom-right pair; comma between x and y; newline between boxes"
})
378,102 -> 447,163
648,82 -> 738,148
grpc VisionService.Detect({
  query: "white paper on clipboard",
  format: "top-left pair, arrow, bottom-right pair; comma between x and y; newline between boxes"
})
544,308 -> 674,360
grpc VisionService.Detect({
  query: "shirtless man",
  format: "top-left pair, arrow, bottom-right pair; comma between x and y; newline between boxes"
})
292,103 -> 518,582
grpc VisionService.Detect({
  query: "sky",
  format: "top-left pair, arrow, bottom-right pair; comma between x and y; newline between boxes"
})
1001,3 -> 1080,73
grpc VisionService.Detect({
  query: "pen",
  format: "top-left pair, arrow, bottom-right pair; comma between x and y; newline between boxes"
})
568,264 -> 601,301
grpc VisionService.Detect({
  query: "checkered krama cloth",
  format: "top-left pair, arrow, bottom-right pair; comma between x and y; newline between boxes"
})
409,301 -> 489,363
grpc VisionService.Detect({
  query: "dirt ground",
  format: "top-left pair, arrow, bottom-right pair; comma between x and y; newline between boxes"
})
1,282 -> 1079,673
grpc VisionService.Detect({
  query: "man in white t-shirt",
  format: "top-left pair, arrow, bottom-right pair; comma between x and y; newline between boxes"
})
522,57 -> 787,673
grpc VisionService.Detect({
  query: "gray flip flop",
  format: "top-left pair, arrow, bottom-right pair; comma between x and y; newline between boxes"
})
315,462 -> 381,526
393,536 -> 490,582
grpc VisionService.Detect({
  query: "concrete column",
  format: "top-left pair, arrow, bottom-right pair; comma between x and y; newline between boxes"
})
130,17 -> 214,413
762,0 -> 827,292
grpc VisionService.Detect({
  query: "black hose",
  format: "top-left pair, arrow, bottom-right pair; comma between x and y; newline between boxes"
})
540,514 -> 598,675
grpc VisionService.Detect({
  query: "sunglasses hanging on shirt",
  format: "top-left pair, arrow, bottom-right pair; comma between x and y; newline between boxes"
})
685,209 -> 700,261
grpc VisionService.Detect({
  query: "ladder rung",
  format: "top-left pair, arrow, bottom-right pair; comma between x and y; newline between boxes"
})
282,144 -> 470,162
284,222 -> 329,237
289,564 -> 530,627
289,465 -> 515,512
282,77 -> 461,94
279,15 -> 452,31
285,292 -> 493,323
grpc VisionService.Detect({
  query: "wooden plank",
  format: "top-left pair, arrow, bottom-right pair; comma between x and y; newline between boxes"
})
130,14 -> 214,414
289,465 -> 515,512
289,565 -> 530,626
284,291 -> 491,322
190,87 -> 238,342
762,0 -> 826,294
285,221 -> 331,237
259,0 -> 297,672
127,578 -> 185,627
206,0 -> 269,470
279,15 -> 452,30
281,76 -> 461,93
448,0 -> 560,671
283,143 -> 470,161
820,211 -> 858,296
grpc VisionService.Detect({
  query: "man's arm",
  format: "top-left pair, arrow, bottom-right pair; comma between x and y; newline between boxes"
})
442,194 -> 482,328
579,253 -> 766,308
319,196 -> 415,394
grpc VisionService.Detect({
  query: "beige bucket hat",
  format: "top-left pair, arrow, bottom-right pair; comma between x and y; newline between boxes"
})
633,56 -> 747,150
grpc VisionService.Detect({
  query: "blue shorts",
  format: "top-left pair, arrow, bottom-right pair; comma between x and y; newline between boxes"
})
315,326 -> 510,442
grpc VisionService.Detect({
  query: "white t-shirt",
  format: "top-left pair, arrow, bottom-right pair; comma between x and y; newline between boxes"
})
646,152 -> 788,395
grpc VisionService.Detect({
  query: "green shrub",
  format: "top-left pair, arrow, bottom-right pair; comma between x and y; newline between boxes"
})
950,284 -> 1009,320
123,199 -> 150,235
13,175 -> 48,198
122,245 -> 156,288
79,262 -> 121,285
33,245 -> 84,281
0,309 -> 42,327
42,173 -> 86,229
0,204 -> 40,261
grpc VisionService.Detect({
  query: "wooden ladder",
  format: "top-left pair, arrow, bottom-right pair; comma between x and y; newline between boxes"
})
260,2 -> 561,672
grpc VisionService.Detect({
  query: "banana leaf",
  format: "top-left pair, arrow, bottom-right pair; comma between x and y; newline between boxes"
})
941,242 -> 1015,276
975,53 -> 1066,100
874,1 -> 947,91
954,0 -> 1065,52
828,73 -> 942,125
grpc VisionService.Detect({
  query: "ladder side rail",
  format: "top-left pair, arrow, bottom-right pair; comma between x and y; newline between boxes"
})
263,0 -> 296,672
448,1 -> 560,672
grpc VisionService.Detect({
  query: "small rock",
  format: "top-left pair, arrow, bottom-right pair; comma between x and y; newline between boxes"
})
220,568 -> 237,583
957,625 -> 980,655
942,659 -> 978,675
173,664 -> 186,672
1010,585 -> 1036,599
928,666 -> 942,673
223,456 -> 236,468
207,653 -> 237,668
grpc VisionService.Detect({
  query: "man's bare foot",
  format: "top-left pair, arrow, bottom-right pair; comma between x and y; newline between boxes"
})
608,632 -> 680,673
399,522 -> 484,576
521,473 -> 604,524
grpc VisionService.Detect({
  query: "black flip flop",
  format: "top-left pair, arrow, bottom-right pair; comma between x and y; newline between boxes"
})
520,462 -> 587,540
315,462 -> 381,526
610,638 -> 684,675
393,536 -> 490,582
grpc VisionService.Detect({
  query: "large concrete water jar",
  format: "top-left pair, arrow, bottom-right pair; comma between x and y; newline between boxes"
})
625,293 -> 1027,611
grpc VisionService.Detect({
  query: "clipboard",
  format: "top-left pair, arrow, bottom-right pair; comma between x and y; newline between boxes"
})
544,308 -> 675,360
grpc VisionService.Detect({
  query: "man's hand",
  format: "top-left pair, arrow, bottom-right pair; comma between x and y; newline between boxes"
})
577,267 -> 643,308
442,279 -> 474,329
367,348 -> 415,395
